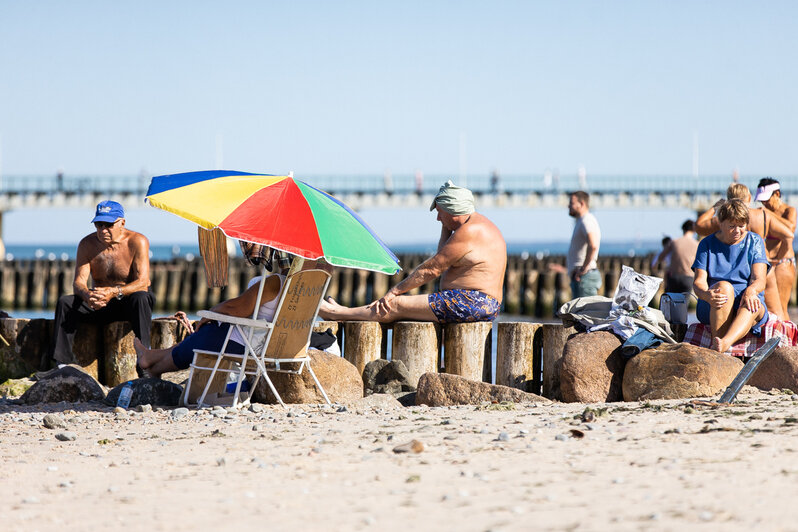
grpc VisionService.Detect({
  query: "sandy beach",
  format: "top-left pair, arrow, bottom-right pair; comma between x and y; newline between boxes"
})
2,386 -> 798,532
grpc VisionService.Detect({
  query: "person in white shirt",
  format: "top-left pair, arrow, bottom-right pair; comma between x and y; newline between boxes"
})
551,191 -> 602,298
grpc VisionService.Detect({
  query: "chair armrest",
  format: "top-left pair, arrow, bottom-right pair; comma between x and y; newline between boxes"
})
197,310 -> 274,329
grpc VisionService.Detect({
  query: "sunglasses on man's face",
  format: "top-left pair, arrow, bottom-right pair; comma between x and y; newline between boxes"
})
94,221 -> 117,229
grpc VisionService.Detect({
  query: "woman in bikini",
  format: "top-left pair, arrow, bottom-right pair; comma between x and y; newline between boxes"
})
696,183 -> 793,320
755,178 -> 796,318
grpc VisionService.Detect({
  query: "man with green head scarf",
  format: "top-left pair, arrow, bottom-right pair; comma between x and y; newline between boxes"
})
320,180 -> 507,324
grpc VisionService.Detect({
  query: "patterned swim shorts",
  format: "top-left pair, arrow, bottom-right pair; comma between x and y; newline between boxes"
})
427,289 -> 500,323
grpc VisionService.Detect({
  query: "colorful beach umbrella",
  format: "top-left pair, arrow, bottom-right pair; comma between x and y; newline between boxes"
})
145,170 -> 401,274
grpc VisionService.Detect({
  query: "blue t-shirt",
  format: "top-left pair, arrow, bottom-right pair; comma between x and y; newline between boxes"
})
691,232 -> 770,298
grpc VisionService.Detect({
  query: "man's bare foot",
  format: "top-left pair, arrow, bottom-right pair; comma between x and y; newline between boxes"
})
711,336 -> 730,353
133,338 -> 150,373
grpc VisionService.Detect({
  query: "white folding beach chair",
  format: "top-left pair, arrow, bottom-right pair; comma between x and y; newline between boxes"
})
183,259 -> 332,408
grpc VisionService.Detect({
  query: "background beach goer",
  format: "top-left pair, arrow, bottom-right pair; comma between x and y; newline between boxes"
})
50,201 -> 154,366
695,183 -> 792,320
656,220 -> 698,294
319,180 -> 507,323
755,177 -> 796,318
693,199 -> 769,353
550,191 -> 602,298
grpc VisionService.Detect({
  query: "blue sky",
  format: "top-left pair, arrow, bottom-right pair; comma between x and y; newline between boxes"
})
0,1 -> 795,245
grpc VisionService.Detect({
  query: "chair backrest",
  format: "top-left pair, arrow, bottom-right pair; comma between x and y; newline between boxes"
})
263,268 -> 331,359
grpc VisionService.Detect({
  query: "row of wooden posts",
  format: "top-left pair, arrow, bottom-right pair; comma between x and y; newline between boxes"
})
0,317 -> 571,399
324,319 -> 572,397
0,253 -> 727,317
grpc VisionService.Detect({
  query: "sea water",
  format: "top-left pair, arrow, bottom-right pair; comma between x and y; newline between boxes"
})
5,240 -> 665,262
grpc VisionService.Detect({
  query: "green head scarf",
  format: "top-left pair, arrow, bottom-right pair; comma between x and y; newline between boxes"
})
429,180 -> 475,215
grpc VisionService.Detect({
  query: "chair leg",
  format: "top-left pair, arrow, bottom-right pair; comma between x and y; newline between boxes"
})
197,355 -> 225,408
260,371 -> 287,408
306,364 -> 331,405
183,365 -> 195,407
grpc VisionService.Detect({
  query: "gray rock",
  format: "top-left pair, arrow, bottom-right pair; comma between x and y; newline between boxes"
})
416,373 -> 550,407
21,365 -> 106,404
55,431 -> 77,441
136,404 -> 153,413
42,413 -> 67,430
172,407 -> 189,420
362,359 -> 415,395
105,378 -> 183,407
362,359 -> 391,392
395,391 -> 416,407
346,393 -> 404,410
373,381 -> 403,395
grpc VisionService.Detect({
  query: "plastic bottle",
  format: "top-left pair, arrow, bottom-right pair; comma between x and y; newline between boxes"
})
225,365 -> 250,394
117,381 -> 133,409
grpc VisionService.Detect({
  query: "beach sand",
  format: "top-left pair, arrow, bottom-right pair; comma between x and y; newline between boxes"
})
2,387 -> 797,531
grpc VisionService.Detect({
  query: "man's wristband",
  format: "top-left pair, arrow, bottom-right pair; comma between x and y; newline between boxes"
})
116,286 -> 123,300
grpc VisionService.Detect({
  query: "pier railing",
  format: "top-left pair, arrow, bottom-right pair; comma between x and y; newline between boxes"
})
3,174 -> 798,196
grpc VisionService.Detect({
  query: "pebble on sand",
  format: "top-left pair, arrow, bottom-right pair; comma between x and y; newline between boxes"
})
55,432 -> 77,441
393,440 -> 425,453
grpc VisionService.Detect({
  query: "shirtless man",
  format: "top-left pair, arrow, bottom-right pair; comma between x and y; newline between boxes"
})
319,181 -> 507,323
50,201 -> 154,364
695,183 -> 792,320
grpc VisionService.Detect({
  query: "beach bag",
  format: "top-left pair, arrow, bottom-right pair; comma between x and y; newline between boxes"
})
611,266 -> 663,314
660,292 -> 689,324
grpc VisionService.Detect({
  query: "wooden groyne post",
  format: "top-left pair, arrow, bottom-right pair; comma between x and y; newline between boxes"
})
391,321 -> 441,387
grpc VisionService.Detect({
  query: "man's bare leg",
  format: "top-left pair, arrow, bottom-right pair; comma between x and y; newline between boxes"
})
709,281 -> 736,339
711,305 -> 765,353
319,295 -> 437,323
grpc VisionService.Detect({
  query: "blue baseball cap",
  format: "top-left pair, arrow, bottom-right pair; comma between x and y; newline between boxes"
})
91,200 -> 125,223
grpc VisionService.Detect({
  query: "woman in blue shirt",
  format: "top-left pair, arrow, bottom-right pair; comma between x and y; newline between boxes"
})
692,199 -> 769,353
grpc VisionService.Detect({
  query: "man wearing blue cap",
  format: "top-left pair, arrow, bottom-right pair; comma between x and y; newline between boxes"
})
50,200 -> 154,366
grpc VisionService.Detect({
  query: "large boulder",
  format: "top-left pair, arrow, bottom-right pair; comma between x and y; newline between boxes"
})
252,349 -> 363,404
748,347 -> 798,391
21,365 -> 107,404
105,378 -> 184,407
559,331 -> 626,403
416,372 -> 550,406
623,343 -> 743,401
